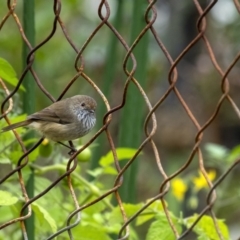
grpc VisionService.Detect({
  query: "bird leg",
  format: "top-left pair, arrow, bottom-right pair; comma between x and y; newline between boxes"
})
57,141 -> 77,155
68,141 -> 77,155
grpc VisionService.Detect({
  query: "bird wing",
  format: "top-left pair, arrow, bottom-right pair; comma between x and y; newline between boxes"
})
28,99 -> 71,124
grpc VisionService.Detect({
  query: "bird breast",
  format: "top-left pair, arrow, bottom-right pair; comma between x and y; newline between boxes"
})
78,111 -> 96,134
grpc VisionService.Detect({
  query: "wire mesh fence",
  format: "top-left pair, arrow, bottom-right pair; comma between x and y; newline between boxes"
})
0,0 -> 240,239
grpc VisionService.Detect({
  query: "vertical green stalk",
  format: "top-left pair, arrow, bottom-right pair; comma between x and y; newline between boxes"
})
118,0 -> 149,203
91,1 -> 124,171
22,0 -> 35,239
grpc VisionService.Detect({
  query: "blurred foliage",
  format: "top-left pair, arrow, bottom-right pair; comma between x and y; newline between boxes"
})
0,137 -> 232,239
0,58 -> 25,91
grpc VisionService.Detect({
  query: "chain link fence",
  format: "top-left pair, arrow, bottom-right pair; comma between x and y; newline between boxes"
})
1,0 -> 240,239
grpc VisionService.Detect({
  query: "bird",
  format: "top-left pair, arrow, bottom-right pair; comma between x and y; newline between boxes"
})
1,95 -> 97,142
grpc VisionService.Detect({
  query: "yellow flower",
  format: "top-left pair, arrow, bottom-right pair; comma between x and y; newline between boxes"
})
193,170 -> 216,191
42,138 -> 49,145
171,178 -> 187,201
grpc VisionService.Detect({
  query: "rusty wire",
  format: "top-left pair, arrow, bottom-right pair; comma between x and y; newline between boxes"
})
0,0 -> 240,239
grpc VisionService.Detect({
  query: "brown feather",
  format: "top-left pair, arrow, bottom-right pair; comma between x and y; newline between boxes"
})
27,98 -> 72,124
1,120 -> 32,132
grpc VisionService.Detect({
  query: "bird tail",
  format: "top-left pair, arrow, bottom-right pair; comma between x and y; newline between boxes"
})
1,120 -> 32,132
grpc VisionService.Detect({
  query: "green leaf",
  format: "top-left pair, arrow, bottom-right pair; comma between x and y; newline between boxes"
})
8,147 -> 39,164
227,145 -> 240,162
8,114 -> 27,124
6,136 -> 40,164
102,166 -> 118,175
136,213 -> 155,226
185,214 -> 230,240
123,203 -> 145,218
0,201 -> 15,221
0,157 -> 11,164
204,143 -> 228,160
32,202 -> 57,233
28,148 -> 39,162
72,225 -> 111,240
108,203 -> 144,226
23,138 -> 40,146
23,138 -> 41,162
35,177 -> 63,203
0,190 -> 18,206
8,150 -> 24,164
0,114 -> 28,157
1,114 -> 28,137
146,216 -> 182,240
148,199 -> 166,211
0,58 -> 25,91
83,199 -> 105,216
87,168 -> 104,177
99,148 -> 141,167
136,200 -> 166,226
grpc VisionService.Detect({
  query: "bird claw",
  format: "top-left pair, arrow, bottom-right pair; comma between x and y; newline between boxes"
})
57,141 -> 77,155
68,148 -> 77,156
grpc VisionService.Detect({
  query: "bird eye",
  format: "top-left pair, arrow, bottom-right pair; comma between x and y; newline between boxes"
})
81,102 -> 86,107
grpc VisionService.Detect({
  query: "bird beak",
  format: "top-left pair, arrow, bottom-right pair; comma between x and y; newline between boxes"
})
89,109 -> 95,114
